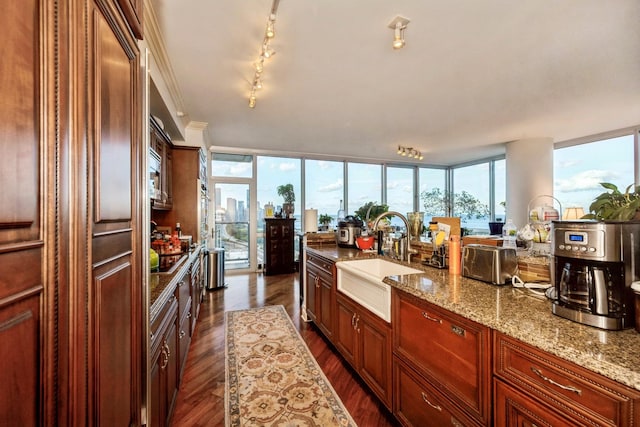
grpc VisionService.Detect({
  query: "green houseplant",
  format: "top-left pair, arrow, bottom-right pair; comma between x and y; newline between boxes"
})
277,184 -> 296,217
582,182 -> 640,221
319,213 -> 332,231
355,202 -> 389,229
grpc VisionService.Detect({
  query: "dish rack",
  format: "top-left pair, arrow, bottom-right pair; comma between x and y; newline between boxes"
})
525,195 -> 562,256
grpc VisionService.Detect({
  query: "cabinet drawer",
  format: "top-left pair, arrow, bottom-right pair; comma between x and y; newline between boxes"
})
494,332 -> 640,427
394,358 -> 480,427
151,296 -> 178,356
176,273 -> 190,318
393,290 -> 491,424
306,252 -> 334,276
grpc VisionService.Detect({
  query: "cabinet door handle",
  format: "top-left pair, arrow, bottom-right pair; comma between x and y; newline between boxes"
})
421,392 -> 442,411
530,367 -> 582,395
351,313 -> 356,328
187,311 -> 192,318
421,311 -> 443,324
160,342 -> 169,369
179,330 -> 186,339
355,316 -> 360,334
164,341 -> 171,359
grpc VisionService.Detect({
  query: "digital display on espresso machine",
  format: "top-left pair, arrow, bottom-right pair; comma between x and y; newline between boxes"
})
568,234 -> 584,242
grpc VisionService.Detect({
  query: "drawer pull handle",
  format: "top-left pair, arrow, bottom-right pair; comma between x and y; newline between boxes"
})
421,392 -> 442,411
451,324 -> 465,337
531,367 -> 582,395
421,312 -> 442,324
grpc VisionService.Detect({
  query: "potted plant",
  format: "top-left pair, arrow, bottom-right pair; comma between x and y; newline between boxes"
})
277,184 -> 296,217
582,182 -> 640,221
319,214 -> 333,231
355,202 -> 389,230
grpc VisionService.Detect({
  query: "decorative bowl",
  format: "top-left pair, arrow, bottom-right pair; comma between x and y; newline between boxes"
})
355,236 -> 375,250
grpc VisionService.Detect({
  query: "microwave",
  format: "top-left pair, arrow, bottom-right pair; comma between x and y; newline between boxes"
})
149,148 -> 161,200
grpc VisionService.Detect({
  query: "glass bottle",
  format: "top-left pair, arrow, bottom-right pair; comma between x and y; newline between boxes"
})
502,218 -> 517,248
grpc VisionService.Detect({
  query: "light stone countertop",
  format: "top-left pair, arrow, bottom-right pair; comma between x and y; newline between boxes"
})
307,246 -> 640,391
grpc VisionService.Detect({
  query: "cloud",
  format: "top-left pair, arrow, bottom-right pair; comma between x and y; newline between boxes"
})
555,169 -> 621,192
556,159 -> 581,168
230,163 -> 251,175
279,162 -> 297,172
317,161 -> 333,170
318,180 -> 343,192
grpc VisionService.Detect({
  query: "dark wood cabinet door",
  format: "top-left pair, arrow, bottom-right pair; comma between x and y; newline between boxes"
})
305,268 -> 318,322
0,1 -> 48,424
86,0 -> 142,424
317,275 -> 334,339
394,289 -> 491,425
358,309 -> 392,409
335,294 -> 358,367
494,379 -> 576,427
264,219 -> 295,275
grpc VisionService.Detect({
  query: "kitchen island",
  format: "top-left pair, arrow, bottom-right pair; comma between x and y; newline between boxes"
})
306,245 -> 640,426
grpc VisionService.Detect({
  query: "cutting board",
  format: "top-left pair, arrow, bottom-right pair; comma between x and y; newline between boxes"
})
431,217 -> 461,238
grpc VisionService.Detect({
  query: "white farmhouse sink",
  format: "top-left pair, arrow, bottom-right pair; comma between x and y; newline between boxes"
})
335,258 -> 422,322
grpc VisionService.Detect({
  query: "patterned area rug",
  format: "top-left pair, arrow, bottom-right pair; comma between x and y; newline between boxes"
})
225,305 -> 356,426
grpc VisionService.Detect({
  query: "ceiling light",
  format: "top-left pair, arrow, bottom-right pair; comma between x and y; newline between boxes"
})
388,16 -> 410,50
397,145 -> 423,161
266,15 -> 276,38
247,0 -> 281,108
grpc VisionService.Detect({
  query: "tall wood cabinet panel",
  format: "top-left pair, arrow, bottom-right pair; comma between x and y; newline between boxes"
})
0,1 -> 49,425
86,0 -> 142,424
264,218 -> 295,275
2,0 -> 143,425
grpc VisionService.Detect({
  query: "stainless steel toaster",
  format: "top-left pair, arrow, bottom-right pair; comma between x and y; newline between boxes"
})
462,244 -> 518,285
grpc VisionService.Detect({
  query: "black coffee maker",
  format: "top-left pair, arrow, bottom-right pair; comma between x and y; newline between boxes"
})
551,220 -> 640,330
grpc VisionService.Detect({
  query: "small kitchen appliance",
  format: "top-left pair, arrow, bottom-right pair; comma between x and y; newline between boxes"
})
461,244 -> 518,285
551,220 -> 640,330
336,215 -> 363,248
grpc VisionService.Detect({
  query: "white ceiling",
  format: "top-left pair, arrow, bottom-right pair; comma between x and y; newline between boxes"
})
148,0 -> 640,166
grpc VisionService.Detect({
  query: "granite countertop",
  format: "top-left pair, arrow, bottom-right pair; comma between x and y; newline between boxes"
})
149,246 -> 201,322
306,246 -> 640,392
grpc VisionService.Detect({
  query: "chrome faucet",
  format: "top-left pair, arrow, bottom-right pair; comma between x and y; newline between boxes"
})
371,211 -> 418,263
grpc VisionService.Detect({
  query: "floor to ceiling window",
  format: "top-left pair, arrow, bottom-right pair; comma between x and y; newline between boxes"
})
554,133 -> 635,217
386,166 -> 415,229
304,159 -> 344,227
347,162 -> 382,219
211,153 -> 254,270
418,167 -> 447,223
257,156 -> 301,266
452,163 -> 491,234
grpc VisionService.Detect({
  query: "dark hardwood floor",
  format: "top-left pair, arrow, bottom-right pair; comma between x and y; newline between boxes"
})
170,272 -> 398,426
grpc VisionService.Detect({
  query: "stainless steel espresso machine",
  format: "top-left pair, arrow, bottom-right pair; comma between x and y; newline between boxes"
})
551,220 -> 640,330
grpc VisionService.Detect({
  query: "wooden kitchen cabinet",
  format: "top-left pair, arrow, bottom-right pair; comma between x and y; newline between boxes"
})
493,332 -> 640,427
393,288 -> 492,426
151,116 -> 173,210
190,254 -> 202,335
150,296 -> 179,427
335,292 -> 393,409
305,251 -> 335,338
175,269 -> 191,380
265,218 -> 296,275
395,357 -> 481,427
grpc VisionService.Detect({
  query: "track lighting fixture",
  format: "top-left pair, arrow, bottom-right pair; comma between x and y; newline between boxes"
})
397,145 -> 424,161
248,0 -> 280,108
388,16 -> 410,50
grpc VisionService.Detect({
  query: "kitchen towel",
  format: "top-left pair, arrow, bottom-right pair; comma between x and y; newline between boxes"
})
304,209 -> 318,233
